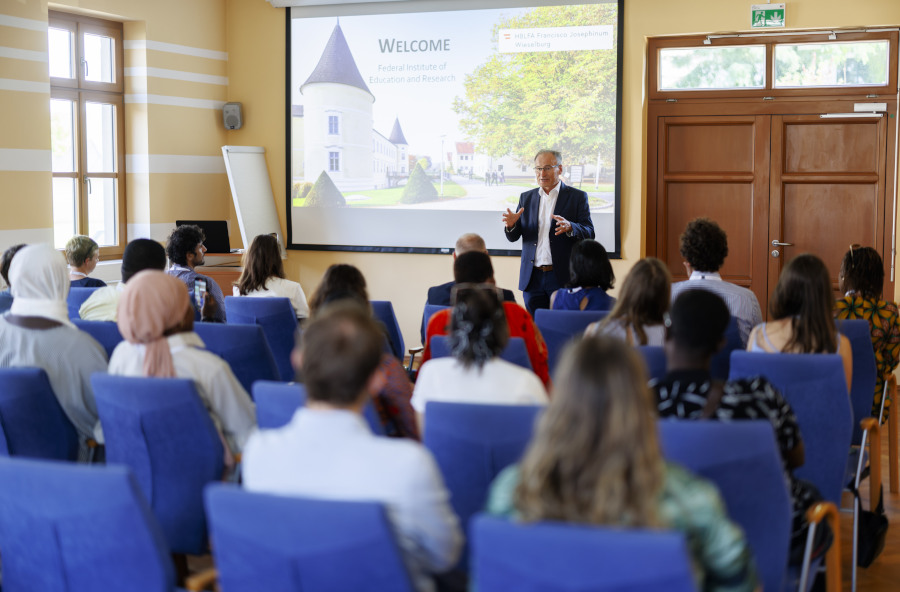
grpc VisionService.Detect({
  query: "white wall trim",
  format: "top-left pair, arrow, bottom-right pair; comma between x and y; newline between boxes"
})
0,15 -> 47,32
0,228 -> 54,254
124,93 -> 225,110
126,154 -> 226,174
124,66 -> 227,86
0,46 -> 48,62
0,78 -> 50,94
0,149 -> 51,172
127,222 -> 177,243
123,40 -> 227,61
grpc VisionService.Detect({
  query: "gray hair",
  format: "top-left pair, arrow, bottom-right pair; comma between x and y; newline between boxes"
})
455,233 -> 486,256
534,150 -> 562,166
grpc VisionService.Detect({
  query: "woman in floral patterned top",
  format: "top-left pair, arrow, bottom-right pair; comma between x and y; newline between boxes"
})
835,245 -> 900,418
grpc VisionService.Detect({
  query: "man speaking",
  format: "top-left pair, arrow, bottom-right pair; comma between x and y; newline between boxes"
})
503,149 -> 594,315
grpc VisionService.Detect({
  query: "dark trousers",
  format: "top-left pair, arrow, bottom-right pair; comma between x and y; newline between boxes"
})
523,268 -> 561,317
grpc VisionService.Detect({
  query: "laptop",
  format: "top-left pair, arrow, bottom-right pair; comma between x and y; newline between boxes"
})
175,220 -> 232,253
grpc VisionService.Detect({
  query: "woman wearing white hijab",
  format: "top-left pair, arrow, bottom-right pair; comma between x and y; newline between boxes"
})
0,243 -> 108,454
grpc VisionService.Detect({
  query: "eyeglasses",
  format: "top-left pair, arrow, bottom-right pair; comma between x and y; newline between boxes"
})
533,165 -> 559,173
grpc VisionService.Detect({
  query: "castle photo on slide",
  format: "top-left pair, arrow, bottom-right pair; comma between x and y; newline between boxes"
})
289,4 -> 619,217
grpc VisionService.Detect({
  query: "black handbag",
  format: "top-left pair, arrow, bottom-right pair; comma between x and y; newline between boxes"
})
851,484 -> 889,567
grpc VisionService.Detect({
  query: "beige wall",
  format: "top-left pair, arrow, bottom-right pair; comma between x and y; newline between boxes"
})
3,0 -> 899,346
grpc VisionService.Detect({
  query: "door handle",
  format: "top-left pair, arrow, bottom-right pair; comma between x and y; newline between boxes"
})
771,239 -> 793,247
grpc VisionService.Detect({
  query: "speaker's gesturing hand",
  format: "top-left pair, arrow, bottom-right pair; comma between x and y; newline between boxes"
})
503,208 -> 524,229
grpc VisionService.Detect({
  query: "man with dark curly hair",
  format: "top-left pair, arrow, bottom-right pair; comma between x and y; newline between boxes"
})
670,218 -> 762,346
165,224 -> 226,322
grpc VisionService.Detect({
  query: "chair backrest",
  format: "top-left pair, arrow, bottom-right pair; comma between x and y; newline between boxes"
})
471,515 -> 696,592
658,420 -> 791,592
205,484 -> 415,592
67,287 -> 100,320
729,351 -> 853,505
193,322 -> 279,397
638,345 -> 667,383
836,318 -> 878,443
0,368 -> 79,460
421,303 -> 450,343
423,401 -> 543,571
72,319 -> 124,359
0,458 -> 176,592
224,296 -> 298,382
91,374 -> 225,555
371,300 -> 405,362
710,316 -> 742,381
534,309 -> 609,375
253,380 -> 386,435
430,335 -> 533,371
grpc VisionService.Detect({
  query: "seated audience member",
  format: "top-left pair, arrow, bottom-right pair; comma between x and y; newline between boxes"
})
108,270 -> 255,458
550,239 -> 615,311
243,302 -> 462,592
654,289 -> 822,563
671,218 -> 762,347
0,243 -> 26,314
412,285 -> 547,433
165,224 -> 225,322
308,264 -> 419,440
748,253 -> 852,391
0,243 -> 107,456
234,233 -> 309,319
485,336 -> 758,592
422,251 -> 551,388
422,232 -> 516,342
79,238 -> 167,321
65,235 -> 107,288
835,244 -> 900,418
587,257 -> 670,346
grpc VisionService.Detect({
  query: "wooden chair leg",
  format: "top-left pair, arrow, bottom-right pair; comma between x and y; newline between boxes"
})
861,418 -> 882,510
889,376 -> 898,493
807,503 -> 841,592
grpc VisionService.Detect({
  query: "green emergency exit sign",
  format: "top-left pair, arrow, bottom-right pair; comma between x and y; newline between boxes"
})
751,3 -> 785,28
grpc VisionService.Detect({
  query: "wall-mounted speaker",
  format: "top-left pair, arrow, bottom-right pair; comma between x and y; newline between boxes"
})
223,102 -> 243,130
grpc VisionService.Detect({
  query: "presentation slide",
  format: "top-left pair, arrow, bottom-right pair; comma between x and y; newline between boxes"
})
288,1 -> 621,255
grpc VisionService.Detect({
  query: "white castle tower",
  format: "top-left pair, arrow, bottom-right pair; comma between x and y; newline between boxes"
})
300,21 -> 374,191
388,117 -> 409,175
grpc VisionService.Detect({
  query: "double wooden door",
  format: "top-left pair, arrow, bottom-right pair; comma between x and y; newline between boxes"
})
651,107 -> 895,314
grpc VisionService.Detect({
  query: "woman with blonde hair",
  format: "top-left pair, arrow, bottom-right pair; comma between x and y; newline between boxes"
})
586,257 -> 671,346
65,235 -> 106,288
486,336 -> 758,592
234,234 -> 308,319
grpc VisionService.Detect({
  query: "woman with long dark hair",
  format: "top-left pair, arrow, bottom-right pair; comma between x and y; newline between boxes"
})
587,257 -> 670,346
235,234 -> 308,319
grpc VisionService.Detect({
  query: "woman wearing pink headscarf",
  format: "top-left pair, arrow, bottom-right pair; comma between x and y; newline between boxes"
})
108,270 -> 256,456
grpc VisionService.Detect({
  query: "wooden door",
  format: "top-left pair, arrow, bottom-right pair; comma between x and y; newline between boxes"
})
768,114 -> 889,295
656,115 -> 771,304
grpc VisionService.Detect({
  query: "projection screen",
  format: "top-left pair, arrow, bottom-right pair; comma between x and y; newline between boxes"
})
286,0 -> 622,256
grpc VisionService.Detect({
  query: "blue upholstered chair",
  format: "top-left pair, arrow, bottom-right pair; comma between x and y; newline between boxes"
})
637,345 -> 667,383
710,316 -> 742,381
371,300 -> 405,362
73,319 -> 124,359
0,367 -> 80,460
471,515 -> 696,592
0,458 -> 184,592
429,335 -> 533,371
729,352 -> 851,591
252,380 -> 385,435
204,484 -> 415,592
658,420 -> 791,592
92,374 -> 225,555
421,303 -> 449,344
533,309 -> 609,376
224,296 -> 297,382
423,401 -> 543,571
67,286 -> 100,320
193,322 -> 280,396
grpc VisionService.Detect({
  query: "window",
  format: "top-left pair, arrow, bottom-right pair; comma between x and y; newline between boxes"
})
327,115 -> 339,135
48,12 -> 125,257
659,45 -> 766,90
774,40 -> 889,88
328,151 -> 340,172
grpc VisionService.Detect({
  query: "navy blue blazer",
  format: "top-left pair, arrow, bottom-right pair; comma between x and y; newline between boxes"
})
504,183 -> 594,290
420,281 -> 516,342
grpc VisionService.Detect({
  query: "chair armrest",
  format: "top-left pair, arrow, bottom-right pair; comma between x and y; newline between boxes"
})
183,567 -> 217,591
802,502 -> 841,592
860,417 -> 882,510
888,375 -> 898,493
407,347 -> 424,373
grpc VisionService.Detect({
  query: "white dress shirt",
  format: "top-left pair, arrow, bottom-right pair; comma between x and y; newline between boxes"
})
534,181 -> 561,266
